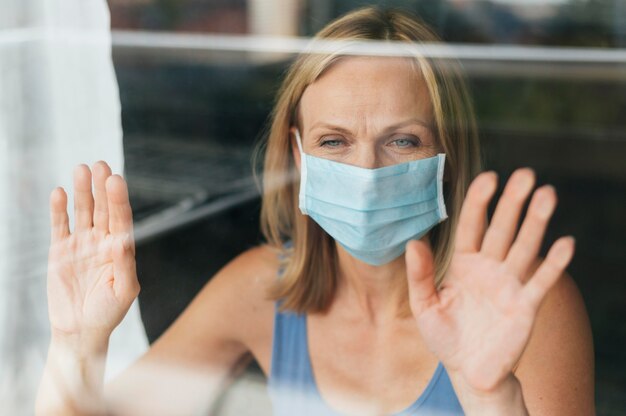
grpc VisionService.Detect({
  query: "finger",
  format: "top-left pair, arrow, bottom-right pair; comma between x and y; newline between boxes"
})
406,239 -> 439,316
505,185 -> 557,279
523,236 -> 575,309
454,171 -> 498,253
106,175 -> 134,239
481,168 -> 535,260
50,187 -> 70,242
112,234 -> 140,303
92,161 -> 112,234
73,164 -> 95,230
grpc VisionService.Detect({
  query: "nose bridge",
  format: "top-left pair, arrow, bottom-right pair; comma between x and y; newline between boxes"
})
354,139 -> 381,169
351,115 -> 383,169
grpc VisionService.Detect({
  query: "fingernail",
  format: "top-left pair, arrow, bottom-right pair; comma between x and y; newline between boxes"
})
537,198 -> 552,217
556,237 -> 575,264
537,187 -> 555,217
519,171 -> 534,191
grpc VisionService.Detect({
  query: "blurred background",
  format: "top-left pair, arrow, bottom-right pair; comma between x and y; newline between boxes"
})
1,0 -> 624,415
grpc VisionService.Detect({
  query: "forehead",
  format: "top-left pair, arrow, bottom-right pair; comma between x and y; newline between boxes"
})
299,56 -> 432,129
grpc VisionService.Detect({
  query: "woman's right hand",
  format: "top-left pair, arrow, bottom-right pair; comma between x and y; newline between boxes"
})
47,161 -> 139,341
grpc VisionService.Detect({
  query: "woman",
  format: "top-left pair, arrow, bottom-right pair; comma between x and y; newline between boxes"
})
36,7 -> 594,416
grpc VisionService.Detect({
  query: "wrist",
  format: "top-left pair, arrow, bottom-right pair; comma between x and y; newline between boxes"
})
41,331 -> 110,416
449,371 -> 528,416
50,328 -> 110,357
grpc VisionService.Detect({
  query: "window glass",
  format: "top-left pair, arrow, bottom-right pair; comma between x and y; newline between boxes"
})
4,0 -> 623,414
110,0 -> 625,413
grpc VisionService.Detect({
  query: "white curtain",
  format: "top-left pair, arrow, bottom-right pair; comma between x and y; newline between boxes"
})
0,0 -> 148,414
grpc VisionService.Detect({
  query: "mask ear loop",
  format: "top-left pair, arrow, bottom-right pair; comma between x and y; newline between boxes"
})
295,128 -> 304,153
295,129 -> 308,215
436,153 -> 448,221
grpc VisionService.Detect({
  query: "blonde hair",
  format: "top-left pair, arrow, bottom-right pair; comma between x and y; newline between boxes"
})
258,6 -> 482,314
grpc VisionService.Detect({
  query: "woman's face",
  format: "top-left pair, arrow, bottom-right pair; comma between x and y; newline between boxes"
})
294,56 -> 439,169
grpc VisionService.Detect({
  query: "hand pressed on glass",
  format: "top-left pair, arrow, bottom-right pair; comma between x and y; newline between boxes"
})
47,161 -> 139,339
406,168 -> 574,400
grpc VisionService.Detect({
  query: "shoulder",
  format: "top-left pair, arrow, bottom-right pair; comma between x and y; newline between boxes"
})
150,244 -> 281,362
204,243 -> 281,300
190,244 -> 281,342
515,258 -> 595,415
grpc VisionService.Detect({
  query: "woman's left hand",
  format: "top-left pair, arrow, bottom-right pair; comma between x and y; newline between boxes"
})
405,168 -> 575,399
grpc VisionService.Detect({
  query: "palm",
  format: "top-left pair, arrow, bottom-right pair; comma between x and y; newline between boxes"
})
48,233 -> 117,333
414,253 -> 535,390
47,162 -> 139,337
407,169 -> 575,392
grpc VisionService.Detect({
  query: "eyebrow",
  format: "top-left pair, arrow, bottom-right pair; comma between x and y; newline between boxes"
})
308,117 -> 434,136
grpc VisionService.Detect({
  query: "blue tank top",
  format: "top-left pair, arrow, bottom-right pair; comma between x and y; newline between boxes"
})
267,304 -> 465,415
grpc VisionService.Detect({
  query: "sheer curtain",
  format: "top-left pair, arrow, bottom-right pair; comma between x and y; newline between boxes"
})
0,0 -> 148,413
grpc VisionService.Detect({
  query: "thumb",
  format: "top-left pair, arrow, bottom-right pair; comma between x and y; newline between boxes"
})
406,239 -> 439,317
112,234 -> 140,304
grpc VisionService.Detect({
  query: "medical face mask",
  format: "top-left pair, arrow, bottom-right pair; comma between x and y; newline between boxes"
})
295,129 -> 448,266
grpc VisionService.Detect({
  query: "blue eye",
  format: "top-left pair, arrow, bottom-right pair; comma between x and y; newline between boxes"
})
391,136 -> 420,148
320,138 -> 343,148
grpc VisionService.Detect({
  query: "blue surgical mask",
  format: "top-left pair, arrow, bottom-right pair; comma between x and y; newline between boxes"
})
295,129 -> 448,265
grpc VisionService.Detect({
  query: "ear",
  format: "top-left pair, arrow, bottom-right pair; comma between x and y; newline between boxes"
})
289,127 -> 301,172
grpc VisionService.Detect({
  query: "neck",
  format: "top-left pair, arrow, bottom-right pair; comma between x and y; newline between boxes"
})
333,236 -> 431,325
